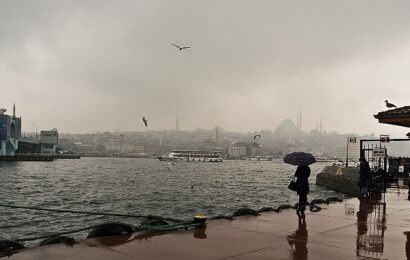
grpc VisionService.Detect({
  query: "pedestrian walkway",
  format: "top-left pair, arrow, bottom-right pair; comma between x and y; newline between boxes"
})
9,190 -> 410,259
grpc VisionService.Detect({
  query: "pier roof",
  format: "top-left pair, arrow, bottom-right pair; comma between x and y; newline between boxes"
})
374,105 -> 410,127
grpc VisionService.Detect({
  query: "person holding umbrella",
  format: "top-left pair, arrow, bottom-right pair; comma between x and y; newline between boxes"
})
284,152 -> 316,215
294,165 -> 311,215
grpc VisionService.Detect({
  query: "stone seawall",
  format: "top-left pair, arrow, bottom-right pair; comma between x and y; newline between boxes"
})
316,166 -> 360,196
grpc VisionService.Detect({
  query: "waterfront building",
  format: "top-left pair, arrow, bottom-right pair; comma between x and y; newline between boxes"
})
0,105 -> 22,156
143,140 -> 161,155
40,129 -> 58,154
228,146 -> 246,157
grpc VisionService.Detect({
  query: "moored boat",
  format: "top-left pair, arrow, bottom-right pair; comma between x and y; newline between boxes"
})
158,150 -> 223,162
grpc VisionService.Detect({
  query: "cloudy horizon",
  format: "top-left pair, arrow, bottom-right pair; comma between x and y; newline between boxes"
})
1,1 -> 409,137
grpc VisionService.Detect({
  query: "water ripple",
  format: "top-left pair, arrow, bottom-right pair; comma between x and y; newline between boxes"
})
0,158 -> 341,243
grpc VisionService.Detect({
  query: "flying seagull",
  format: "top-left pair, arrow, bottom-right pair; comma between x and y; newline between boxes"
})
254,134 -> 261,140
171,43 -> 191,51
142,117 -> 148,127
384,100 -> 397,109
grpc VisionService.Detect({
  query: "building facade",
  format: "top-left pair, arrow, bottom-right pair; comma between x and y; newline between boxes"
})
0,106 -> 22,156
40,129 -> 58,154
228,146 -> 247,157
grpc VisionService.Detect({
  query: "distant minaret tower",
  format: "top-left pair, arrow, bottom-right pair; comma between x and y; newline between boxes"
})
299,111 -> 302,131
13,103 -> 16,117
176,114 -> 180,131
320,119 -> 322,133
216,127 -> 219,146
296,113 -> 300,129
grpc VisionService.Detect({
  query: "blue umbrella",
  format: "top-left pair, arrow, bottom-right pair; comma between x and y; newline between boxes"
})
283,152 -> 316,166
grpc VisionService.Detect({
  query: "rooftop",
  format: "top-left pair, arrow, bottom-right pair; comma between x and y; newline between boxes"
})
374,106 -> 410,127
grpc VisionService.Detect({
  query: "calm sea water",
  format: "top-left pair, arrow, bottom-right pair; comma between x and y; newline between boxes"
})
0,158 -> 341,243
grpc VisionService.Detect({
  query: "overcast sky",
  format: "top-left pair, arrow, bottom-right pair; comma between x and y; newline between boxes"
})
0,1 -> 409,136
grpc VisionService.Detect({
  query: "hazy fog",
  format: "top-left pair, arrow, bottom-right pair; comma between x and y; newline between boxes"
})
1,1 -> 409,137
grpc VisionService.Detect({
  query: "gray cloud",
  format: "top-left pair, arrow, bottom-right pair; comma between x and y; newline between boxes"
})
1,0 -> 410,137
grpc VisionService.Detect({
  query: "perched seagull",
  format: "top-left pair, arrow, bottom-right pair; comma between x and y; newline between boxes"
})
254,134 -> 261,140
385,100 -> 397,109
171,43 -> 191,51
142,117 -> 148,127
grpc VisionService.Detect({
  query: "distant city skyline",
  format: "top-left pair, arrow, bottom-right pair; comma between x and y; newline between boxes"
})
1,1 -> 409,137
1,102 -> 406,137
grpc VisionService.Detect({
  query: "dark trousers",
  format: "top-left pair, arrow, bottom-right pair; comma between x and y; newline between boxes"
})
408,185 -> 410,200
298,193 -> 307,212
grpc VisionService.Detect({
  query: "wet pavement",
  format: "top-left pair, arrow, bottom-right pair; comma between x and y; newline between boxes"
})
7,189 -> 410,259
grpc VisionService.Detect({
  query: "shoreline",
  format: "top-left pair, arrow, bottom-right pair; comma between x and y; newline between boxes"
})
5,189 -> 409,259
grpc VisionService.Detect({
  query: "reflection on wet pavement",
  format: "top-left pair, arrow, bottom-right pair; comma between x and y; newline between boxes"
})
356,193 -> 386,259
287,214 -> 308,260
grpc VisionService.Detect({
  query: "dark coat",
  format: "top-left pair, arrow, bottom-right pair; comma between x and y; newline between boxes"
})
294,166 -> 310,195
359,160 -> 370,188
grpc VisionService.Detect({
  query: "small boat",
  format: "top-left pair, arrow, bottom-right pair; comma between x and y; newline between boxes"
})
158,150 -> 223,162
314,156 -> 333,162
158,152 -> 183,162
249,156 -> 273,161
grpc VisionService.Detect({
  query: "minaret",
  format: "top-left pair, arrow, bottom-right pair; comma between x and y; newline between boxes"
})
296,112 -> 300,129
320,118 -> 322,133
216,127 -> 219,146
176,114 -> 180,131
13,103 -> 16,117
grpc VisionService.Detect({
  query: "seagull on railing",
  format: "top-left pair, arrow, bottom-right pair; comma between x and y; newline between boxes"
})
384,100 -> 397,109
171,43 -> 191,51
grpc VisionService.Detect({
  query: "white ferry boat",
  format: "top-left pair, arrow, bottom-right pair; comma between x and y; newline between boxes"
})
250,156 -> 273,161
158,150 -> 223,162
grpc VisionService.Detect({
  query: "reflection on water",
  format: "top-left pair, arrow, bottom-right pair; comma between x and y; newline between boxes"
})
287,214 -> 308,260
356,193 -> 386,259
0,158 -> 338,243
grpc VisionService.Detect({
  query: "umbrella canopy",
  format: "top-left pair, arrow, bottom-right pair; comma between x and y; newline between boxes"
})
283,152 -> 316,166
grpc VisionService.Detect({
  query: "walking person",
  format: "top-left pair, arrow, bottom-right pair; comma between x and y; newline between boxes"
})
359,157 -> 370,198
294,165 -> 311,215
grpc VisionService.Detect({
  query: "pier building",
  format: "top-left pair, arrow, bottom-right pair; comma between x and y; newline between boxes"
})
40,129 -> 58,154
228,145 -> 246,157
374,105 -> 410,128
0,105 -> 22,156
